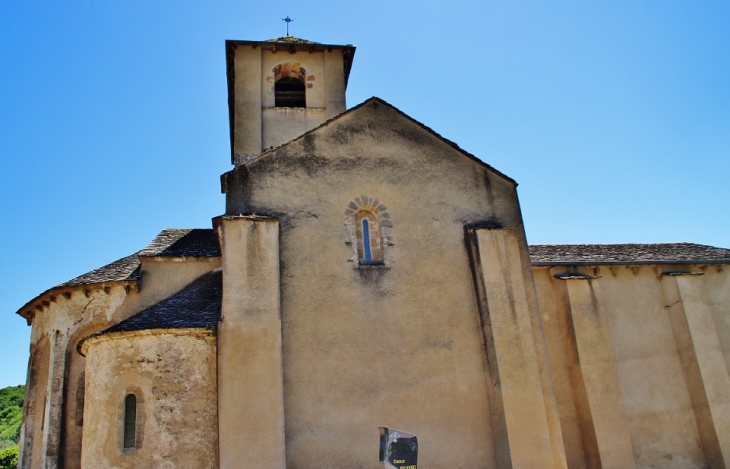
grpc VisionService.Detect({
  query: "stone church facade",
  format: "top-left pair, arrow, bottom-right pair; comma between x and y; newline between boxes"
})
15,36 -> 730,468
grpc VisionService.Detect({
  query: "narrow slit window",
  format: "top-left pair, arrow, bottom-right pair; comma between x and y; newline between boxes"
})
362,219 -> 372,260
123,394 -> 137,449
275,77 -> 306,108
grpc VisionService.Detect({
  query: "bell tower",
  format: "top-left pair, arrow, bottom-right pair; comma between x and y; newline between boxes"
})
225,37 -> 356,165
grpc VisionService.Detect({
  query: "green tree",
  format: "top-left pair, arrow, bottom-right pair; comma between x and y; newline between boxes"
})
0,385 -> 25,449
0,446 -> 18,469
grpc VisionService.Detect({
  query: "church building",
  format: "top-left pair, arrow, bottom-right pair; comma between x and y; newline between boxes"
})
15,36 -> 730,469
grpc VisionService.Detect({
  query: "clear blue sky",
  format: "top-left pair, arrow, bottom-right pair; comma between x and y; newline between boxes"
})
1,0 -> 728,388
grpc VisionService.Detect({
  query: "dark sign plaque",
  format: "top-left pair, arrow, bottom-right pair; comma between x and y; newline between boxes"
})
379,427 -> 418,469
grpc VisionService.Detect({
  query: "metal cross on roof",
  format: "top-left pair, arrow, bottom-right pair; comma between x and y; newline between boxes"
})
282,16 -> 293,36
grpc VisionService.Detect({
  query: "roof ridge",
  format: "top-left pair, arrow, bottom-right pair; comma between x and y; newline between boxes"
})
529,242 -> 730,266
237,97 -> 517,185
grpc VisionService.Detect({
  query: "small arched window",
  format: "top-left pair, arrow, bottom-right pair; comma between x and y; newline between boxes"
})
275,77 -> 306,108
356,209 -> 382,264
123,394 -> 137,449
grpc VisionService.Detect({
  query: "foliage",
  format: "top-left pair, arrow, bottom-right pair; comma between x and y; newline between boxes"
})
0,385 -> 24,449
0,445 -> 18,469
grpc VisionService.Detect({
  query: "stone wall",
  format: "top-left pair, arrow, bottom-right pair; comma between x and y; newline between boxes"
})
534,264 -> 730,469
18,257 -> 220,468
231,44 -> 347,163
81,330 -> 218,469
222,99 -> 562,467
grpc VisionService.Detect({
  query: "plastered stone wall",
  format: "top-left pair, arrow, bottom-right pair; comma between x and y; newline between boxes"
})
19,258 -> 220,468
217,216 -> 286,469
602,268 -> 703,468
20,337 -> 50,469
115,258 -> 221,323
223,100 -> 543,467
232,44 -> 347,163
703,268 -> 730,375
533,269 -> 600,469
62,322 -> 111,469
20,286 -> 128,469
81,331 -> 218,469
534,265 -> 730,469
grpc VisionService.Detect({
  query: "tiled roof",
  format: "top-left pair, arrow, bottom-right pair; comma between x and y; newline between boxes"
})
138,229 -> 220,257
16,228 -> 220,322
529,243 -> 730,265
94,269 -> 222,337
58,254 -> 141,288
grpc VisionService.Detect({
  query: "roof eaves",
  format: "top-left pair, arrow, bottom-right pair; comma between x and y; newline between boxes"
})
14,277 -> 141,325
531,259 -> 730,267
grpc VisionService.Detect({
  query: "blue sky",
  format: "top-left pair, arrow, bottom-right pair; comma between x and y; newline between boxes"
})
1,0 -> 729,388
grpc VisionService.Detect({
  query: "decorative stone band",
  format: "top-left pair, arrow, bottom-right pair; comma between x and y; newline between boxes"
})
78,328 -> 215,357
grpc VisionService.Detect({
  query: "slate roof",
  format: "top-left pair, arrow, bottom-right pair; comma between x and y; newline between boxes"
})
529,243 -> 730,265
78,270 -> 222,353
138,228 -> 220,257
102,270 -> 221,335
16,228 -> 220,322
57,254 -> 141,288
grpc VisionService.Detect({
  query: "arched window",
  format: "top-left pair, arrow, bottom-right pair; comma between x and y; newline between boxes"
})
356,209 -> 382,264
275,77 -> 306,108
123,394 -> 137,449
344,196 -> 393,267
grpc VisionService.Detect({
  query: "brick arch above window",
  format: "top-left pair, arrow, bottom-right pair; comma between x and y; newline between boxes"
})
344,196 -> 394,267
271,63 -> 307,83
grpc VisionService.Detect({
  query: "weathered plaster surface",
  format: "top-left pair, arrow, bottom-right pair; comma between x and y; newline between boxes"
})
218,217 -> 286,469
471,229 -> 562,469
223,100 -> 535,467
703,269 -> 730,377
534,265 -> 730,469
232,45 -> 347,163
19,257 -> 220,468
115,258 -> 221,323
602,268 -> 709,468
533,268 -> 601,469
81,331 -> 218,469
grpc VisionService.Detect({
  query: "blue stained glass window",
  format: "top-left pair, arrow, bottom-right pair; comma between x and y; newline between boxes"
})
362,219 -> 372,260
